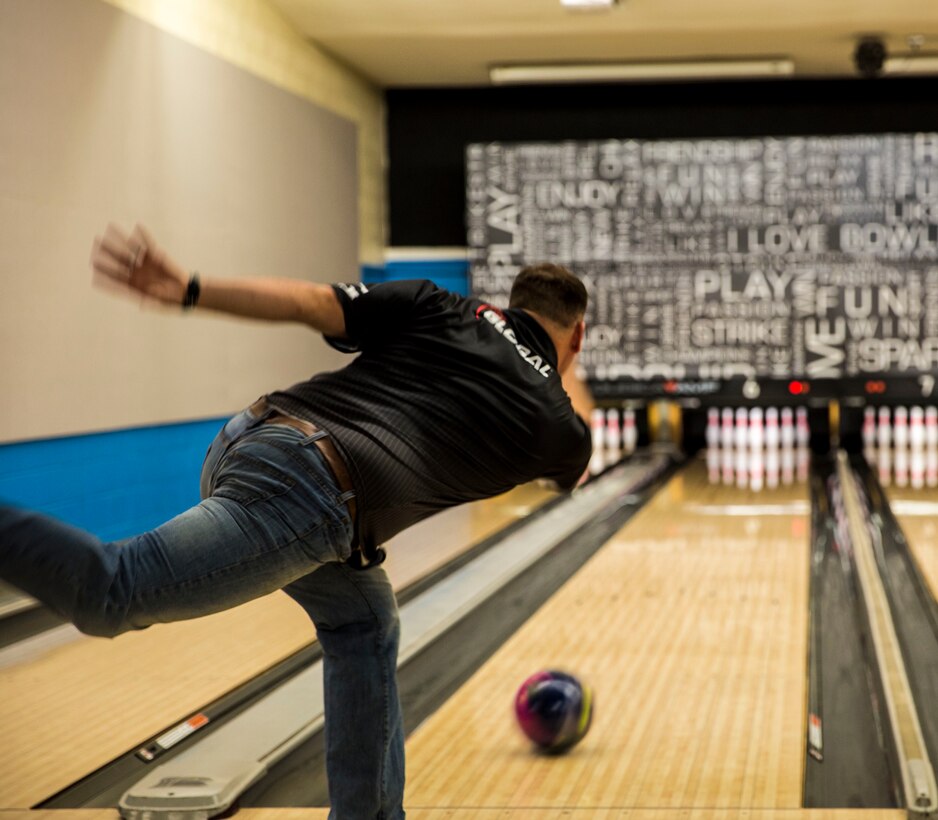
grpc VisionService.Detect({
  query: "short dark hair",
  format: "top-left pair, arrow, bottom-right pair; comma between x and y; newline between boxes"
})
508,263 -> 588,327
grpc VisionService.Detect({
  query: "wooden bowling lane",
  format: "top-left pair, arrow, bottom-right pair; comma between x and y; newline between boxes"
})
401,813 -> 902,820
879,482 -> 938,601
0,483 -> 555,809
0,810 -> 906,820
404,458 -> 814,812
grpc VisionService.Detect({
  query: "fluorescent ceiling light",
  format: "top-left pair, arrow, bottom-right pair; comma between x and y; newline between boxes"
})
490,59 -> 795,85
883,55 -> 938,75
561,0 -> 617,8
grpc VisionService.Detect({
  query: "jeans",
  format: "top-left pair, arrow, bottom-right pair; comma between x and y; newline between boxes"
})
0,404 -> 405,819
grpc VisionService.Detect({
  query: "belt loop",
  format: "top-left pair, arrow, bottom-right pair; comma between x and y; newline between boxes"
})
347,547 -> 387,570
301,430 -> 328,445
248,396 -> 275,422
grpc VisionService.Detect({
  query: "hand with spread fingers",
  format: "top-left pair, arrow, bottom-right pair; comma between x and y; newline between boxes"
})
91,223 -> 188,306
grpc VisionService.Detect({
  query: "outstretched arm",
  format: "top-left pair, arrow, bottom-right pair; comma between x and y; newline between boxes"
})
90,223 -> 346,338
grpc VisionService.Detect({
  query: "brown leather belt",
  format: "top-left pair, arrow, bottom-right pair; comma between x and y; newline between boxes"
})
249,397 -> 357,527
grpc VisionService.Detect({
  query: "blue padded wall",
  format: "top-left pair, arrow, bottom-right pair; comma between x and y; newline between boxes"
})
364,258 -> 469,296
0,418 -> 226,542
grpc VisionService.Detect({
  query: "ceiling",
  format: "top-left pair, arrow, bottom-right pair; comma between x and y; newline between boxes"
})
267,0 -> 938,87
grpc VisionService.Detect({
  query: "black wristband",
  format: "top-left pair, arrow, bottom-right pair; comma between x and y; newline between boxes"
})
183,272 -> 201,310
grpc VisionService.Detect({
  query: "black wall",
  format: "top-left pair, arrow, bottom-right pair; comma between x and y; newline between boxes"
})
387,77 -> 938,247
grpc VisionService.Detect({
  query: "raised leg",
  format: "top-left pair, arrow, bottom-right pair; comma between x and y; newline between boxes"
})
0,424 -> 353,636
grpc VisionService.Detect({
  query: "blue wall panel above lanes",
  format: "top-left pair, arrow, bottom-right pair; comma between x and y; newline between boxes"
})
0,418 -> 226,542
365,256 -> 470,296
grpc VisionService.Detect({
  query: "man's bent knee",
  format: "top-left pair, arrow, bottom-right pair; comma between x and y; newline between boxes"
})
71,587 -> 144,638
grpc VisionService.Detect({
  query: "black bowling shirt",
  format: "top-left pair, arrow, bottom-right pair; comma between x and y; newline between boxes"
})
269,280 -> 591,553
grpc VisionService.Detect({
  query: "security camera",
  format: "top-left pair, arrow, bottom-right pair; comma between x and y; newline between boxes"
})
854,37 -> 886,78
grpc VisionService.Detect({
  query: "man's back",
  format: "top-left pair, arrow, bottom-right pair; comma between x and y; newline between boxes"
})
268,279 -> 591,551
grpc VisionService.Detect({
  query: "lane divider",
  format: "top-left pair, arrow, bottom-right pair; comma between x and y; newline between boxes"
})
837,450 -> 937,814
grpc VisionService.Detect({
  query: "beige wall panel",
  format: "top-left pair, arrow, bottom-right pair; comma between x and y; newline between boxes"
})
99,0 -> 387,264
0,0 -> 360,442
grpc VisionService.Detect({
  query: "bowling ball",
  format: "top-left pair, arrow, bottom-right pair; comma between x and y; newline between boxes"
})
513,669 -> 593,753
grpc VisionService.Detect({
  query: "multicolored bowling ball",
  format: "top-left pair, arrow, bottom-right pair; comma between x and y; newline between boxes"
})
513,669 -> 593,753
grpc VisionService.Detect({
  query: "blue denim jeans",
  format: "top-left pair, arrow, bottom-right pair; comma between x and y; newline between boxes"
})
0,405 -> 405,819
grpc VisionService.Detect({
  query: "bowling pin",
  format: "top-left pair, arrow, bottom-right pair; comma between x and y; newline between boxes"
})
795,407 -> 810,482
781,443 -> 795,485
862,406 -> 876,463
764,407 -> 779,450
721,407 -> 735,485
735,407 -> 748,489
926,407 -> 938,487
622,408 -> 637,455
796,407 -> 810,449
780,407 -> 794,448
706,407 -> 720,451
910,406 -> 925,489
877,406 -> 891,452
749,407 -> 764,492
706,408 -> 720,483
765,407 -> 780,489
606,408 -> 622,464
894,407 -> 909,487
780,407 -> 795,485
589,408 -> 605,475
749,407 -> 765,451
877,406 -> 892,486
